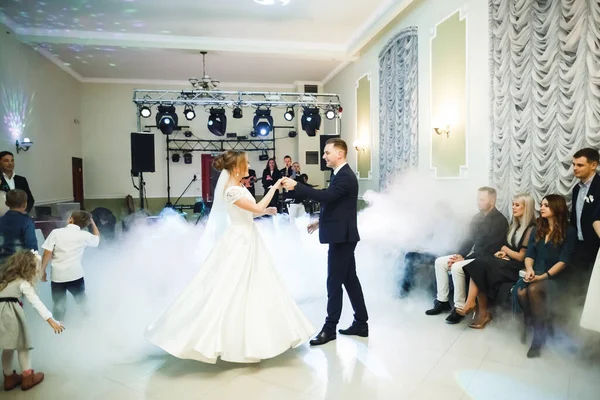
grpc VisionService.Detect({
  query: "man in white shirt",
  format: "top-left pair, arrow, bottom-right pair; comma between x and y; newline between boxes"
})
41,211 -> 100,321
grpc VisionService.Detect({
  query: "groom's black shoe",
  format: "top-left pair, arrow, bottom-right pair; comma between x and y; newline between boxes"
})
338,324 -> 368,337
309,331 -> 336,346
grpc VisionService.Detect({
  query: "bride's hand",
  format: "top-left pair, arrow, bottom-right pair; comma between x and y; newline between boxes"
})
264,207 -> 277,215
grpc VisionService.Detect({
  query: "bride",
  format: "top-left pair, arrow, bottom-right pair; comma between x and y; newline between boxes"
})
145,150 -> 316,363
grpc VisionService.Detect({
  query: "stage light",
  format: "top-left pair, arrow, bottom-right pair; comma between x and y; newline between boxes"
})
284,107 -> 295,121
184,106 -> 196,121
233,107 -> 243,119
139,105 -> 151,118
288,130 -> 297,138
171,153 -> 180,162
183,130 -> 193,138
253,108 -> 273,137
325,106 -> 336,120
183,153 -> 192,164
207,108 -> 227,136
301,107 -> 321,137
156,105 -> 178,135
258,151 -> 269,161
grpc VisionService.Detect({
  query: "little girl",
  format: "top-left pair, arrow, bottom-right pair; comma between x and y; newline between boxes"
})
0,250 -> 64,391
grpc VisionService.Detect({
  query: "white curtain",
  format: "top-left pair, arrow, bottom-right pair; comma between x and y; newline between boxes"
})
489,0 -> 600,215
378,26 -> 419,190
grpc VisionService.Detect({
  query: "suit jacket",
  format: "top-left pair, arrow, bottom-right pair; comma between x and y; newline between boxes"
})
458,207 -> 508,259
571,174 -> 600,253
280,166 -> 295,178
294,164 -> 359,244
0,175 -> 35,213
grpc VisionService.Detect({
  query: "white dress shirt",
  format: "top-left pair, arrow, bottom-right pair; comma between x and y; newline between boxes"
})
3,172 -> 15,190
333,162 -> 348,176
42,224 -> 100,283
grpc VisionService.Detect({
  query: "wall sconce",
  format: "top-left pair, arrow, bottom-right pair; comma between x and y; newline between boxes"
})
433,125 -> 450,138
15,138 -> 33,153
353,139 -> 367,152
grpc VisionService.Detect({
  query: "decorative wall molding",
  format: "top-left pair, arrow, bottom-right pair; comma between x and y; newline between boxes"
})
355,72 -> 374,180
428,8 -> 469,180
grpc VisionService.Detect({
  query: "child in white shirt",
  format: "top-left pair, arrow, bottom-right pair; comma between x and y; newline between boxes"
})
41,211 -> 100,321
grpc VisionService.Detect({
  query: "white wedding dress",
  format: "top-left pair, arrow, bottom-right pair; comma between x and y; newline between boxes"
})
581,249 -> 600,333
145,178 -> 315,363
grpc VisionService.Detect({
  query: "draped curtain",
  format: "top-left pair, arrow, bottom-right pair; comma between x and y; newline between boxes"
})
378,26 -> 419,190
489,0 -> 600,215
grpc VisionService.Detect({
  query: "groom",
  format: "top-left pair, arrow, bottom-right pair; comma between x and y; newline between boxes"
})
282,138 -> 368,345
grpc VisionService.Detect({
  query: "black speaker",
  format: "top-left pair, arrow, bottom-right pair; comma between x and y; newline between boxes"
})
131,132 -> 155,174
320,134 -> 340,171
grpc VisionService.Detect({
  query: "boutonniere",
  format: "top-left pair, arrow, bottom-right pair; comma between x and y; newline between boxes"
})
585,195 -> 595,203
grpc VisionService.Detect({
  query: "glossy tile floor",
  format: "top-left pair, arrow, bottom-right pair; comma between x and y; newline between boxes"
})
3,293 -> 599,400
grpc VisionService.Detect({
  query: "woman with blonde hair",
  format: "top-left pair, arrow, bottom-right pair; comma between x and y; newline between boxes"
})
459,194 -> 536,328
146,150 -> 315,364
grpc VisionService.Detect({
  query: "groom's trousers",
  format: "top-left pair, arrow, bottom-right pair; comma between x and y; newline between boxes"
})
324,242 -> 368,333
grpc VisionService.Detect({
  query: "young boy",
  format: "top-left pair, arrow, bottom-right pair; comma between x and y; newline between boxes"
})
0,189 -> 37,265
41,210 -> 100,321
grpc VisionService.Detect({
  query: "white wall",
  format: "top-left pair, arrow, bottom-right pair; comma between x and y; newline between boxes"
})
0,24 -> 82,204
80,83 -> 301,200
324,0 -> 490,197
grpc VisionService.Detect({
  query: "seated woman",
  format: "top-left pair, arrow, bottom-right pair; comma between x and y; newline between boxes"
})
516,194 -> 576,358
459,194 -> 536,328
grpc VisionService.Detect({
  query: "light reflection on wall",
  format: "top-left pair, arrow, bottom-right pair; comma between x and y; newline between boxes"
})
1,85 -> 34,140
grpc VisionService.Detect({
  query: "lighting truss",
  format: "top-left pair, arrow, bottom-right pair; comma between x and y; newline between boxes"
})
167,138 -> 275,153
133,89 -> 341,110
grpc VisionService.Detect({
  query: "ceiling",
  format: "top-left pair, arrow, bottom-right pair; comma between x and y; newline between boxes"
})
0,0 -> 416,86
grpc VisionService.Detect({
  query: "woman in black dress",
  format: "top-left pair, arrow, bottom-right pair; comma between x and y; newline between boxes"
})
516,195 -> 575,358
459,194 -> 536,328
261,158 -> 282,209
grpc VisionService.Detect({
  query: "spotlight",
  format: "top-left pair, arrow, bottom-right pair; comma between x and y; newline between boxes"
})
325,106 -> 336,120
284,107 -> 295,121
207,108 -> 227,136
183,130 -> 193,138
156,105 -> 178,135
184,106 -> 196,121
183,153 -> 192,164
171,153 -> 180,162
250,131 -> 258,138
233,107 -> 243,119
258,152 -> 269,161
253,108 -> 273,137
301,107 -> 321,137
139,105 -> 151,118
288,130 -> 297,138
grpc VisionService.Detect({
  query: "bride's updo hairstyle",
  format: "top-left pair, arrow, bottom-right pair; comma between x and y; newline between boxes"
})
213,150 -> 247,175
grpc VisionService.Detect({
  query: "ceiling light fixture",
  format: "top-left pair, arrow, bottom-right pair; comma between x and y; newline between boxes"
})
189,51 -> 220,90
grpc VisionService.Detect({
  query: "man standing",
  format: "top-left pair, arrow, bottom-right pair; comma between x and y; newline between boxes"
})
425,187 -> 508,324
280,155 -> 295,178
282,138 -> 368,345
0,151 -> 34,213
570,148 -> 600,294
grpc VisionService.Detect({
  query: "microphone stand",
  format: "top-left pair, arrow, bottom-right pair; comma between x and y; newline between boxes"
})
169,175 -> 197,208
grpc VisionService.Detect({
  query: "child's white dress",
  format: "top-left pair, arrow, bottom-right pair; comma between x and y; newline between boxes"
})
0,279 -> 52,350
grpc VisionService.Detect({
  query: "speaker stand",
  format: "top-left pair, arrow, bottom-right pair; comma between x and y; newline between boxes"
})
139,172 -> 146,210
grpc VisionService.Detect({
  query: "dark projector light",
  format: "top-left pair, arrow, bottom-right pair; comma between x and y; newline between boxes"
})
156,105 -> 178,135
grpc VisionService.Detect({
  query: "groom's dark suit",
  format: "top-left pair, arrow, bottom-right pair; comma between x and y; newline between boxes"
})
293,163 -> 368,333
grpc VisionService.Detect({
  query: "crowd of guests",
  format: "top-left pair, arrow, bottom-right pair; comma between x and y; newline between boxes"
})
405,147 -> 600,359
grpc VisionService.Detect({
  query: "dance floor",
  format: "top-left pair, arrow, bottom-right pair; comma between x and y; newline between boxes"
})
3,291 -> 599,400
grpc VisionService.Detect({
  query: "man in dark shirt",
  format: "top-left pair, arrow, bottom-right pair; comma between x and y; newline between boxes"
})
0,189 -> 37,265
425,187 -> 508,323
